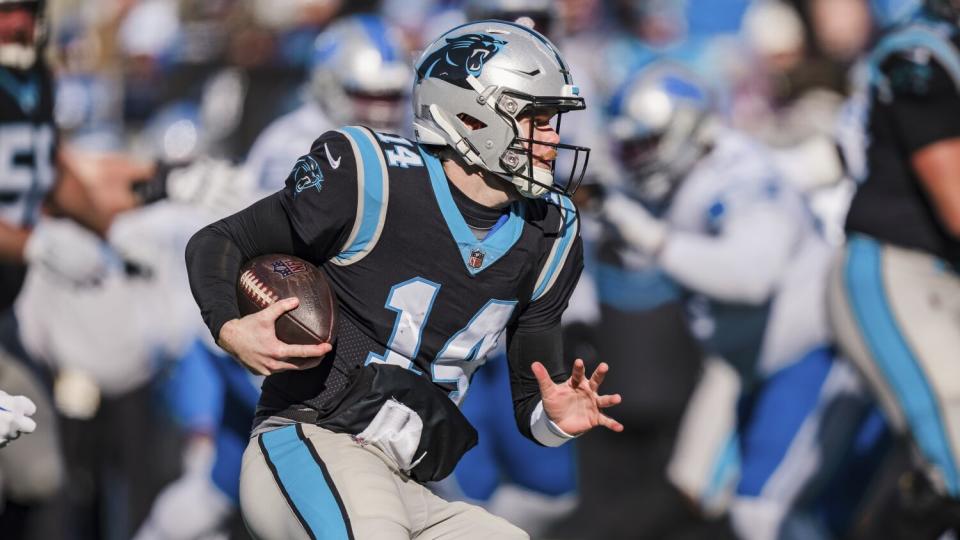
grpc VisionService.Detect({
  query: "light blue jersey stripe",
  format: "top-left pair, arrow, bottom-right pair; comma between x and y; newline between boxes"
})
261,426 -> 352,540
532,195 -> 578,301
334,126 -> 387,264
420,147 -> 525,275
845,236 -> 959,494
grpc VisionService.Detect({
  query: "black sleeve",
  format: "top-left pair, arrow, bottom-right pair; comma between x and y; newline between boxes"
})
185,130 -> 360,340
185,193 -> 312,340
506,321 -> 568,445
516,235 -> 585,332
883,54 -> 960,153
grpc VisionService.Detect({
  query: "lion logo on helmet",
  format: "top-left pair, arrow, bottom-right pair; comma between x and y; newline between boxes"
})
417,33 -> 507,89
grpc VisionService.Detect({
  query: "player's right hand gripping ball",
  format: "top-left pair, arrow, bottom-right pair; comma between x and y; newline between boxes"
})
237,255 -> 338,346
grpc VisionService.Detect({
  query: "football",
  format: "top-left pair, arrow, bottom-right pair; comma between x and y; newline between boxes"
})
237,254 -> 337,346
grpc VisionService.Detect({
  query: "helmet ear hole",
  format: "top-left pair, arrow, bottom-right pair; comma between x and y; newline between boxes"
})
456,113 -> 487,131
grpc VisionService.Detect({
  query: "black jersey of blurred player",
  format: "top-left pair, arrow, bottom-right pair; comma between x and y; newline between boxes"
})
845,10 -> 960,263
0,59 -> 55,310
257,126 -> 582,425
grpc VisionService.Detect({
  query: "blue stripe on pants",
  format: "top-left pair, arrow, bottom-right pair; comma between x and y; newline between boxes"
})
260,425 -> 353,539
844,236 -> 959,494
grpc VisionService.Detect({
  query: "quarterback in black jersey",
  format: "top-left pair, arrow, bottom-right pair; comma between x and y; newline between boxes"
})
187,20 -> 622,540
829,0 -> 960,535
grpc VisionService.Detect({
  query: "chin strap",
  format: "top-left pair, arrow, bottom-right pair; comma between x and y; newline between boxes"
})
510,167 -> 551,199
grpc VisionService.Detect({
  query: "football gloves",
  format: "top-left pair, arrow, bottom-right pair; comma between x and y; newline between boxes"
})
0,390 -> 37,448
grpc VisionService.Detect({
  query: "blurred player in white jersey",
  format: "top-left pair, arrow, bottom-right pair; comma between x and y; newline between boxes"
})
600,61 -> 884,540
244,13 -> 412,191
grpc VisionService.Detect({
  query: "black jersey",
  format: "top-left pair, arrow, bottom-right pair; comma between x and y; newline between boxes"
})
845,12 -> 960,263
256,127 -> 582,442
0,61 -> 55,310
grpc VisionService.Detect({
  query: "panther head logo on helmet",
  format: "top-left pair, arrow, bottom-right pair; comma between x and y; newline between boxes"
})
413,20 -> 590,199
416,33 -> 507,89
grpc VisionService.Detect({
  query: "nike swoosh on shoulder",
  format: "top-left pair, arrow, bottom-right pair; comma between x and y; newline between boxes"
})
324,143 -> 341,169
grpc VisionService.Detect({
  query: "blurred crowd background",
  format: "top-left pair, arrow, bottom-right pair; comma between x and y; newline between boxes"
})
0,0 -> 942,539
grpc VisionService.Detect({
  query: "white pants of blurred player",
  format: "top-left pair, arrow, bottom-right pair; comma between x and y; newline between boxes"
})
240,423 -> 529,540
828,234 -> 960,498
668,348 -> 883,540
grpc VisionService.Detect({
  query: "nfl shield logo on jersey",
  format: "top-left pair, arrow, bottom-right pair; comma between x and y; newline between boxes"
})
468,248 -> 485,269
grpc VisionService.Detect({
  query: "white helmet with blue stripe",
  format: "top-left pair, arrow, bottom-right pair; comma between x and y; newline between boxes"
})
412,20 -> 590,199
608,61 -> 716,205
310,14 -> 413,131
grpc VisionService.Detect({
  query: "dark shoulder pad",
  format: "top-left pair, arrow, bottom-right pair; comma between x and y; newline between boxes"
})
881,51 -> 957,97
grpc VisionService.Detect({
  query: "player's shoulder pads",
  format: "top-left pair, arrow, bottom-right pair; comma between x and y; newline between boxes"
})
330,126 -> 391,266
870,17 -> 960,100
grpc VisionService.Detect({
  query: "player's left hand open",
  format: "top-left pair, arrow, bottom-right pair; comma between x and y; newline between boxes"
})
533,359 -> 624,436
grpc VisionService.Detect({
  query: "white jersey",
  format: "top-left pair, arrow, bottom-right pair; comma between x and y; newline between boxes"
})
659,128 -> 832,376
15,203 -> 209,396
244,101 -> 335,191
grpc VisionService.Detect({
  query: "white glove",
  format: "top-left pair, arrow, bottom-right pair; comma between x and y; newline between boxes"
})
602,192 -> 668,255
24,218 -> 112,287
0,390 -> 37,447
166,159 -> 261,219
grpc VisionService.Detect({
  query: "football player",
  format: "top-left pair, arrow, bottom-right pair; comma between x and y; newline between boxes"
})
244,14 -> 413,191
600,61 -> 881,539
827,0 -> 960,535
186,20 -> 622,540
0,0 -> 156,534
428,3 -> 583,537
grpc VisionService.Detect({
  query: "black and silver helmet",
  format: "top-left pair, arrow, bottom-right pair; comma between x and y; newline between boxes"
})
412,20 -> 590,198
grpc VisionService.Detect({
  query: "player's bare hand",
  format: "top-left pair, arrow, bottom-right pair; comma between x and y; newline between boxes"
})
217,297 -> 332,376
532,359 -> 623,436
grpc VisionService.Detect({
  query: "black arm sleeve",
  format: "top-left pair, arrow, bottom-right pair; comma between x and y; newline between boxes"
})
186,130 -> 360,340
506,322 -> 570,445
185,192 -> 312,340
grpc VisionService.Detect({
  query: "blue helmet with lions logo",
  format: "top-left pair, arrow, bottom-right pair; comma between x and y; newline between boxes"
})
413,20 -> 590,198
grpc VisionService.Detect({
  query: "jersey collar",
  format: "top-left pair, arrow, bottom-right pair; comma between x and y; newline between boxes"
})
419,146 -> 525,276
